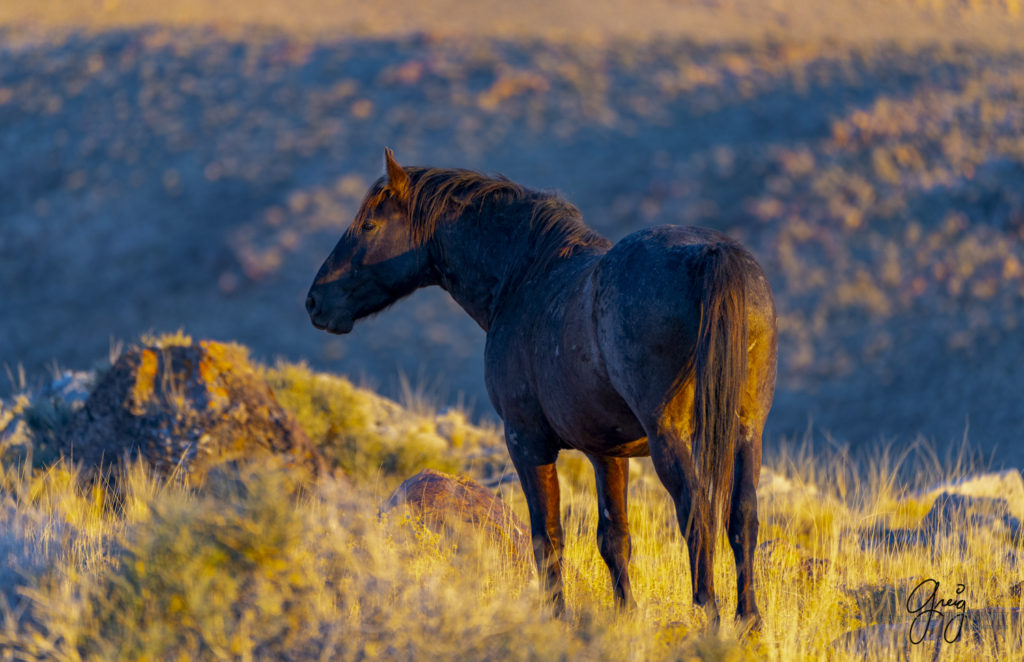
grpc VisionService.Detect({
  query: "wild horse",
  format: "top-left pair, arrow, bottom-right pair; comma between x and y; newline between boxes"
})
307,149 -> 777,627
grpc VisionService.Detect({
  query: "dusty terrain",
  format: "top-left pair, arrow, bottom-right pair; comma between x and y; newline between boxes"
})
2,1 -> 1023,465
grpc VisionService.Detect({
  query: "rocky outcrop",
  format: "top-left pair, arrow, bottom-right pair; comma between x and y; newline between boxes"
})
58,339 -> 323,480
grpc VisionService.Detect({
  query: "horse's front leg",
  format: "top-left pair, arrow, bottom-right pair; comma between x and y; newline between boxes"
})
588,454 -> 636,610
508,437 -> 565,616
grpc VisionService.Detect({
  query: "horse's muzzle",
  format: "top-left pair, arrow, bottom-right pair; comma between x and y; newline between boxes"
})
306,290 -> 355,334
324,316 -> 354,334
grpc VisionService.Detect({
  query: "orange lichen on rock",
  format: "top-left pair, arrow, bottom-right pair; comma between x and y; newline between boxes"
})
129,348 -> 159,415
197,340 -> 234,409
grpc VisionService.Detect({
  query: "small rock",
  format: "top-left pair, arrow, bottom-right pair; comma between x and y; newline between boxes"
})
922,493 -> 1020,539
830,608 -> 1022,655
381,469 -> 532,573
861,493 -> 1020,552
41,370 -> 93,408
846,578 -> 921,625
756,538 -> 831,580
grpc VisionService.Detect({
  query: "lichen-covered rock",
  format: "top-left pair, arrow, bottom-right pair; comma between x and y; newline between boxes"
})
59,339 -> 323,480
922,493 -> 1021,539
381,469 -> 532,572
916,470 -> 1024,522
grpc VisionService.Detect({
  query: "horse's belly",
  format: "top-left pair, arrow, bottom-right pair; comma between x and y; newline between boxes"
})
565,435 -> 650,457
541,377 -> 649,456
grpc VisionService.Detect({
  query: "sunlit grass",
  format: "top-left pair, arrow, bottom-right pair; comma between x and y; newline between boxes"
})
2,0 -> 1023,48
262,359 -> 505,490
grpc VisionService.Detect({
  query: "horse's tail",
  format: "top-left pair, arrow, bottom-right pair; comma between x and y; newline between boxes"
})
692,243 -> 748,542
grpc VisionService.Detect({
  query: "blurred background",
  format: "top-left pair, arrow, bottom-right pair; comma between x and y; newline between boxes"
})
2,1 -> 1023,465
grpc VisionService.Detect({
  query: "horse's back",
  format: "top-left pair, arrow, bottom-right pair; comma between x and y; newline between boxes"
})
593,225 -> 777,434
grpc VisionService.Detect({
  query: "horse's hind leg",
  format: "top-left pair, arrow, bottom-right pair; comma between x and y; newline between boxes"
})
729,432 -> 761,628
648,429 -> 719,627
588,454 -> 636,609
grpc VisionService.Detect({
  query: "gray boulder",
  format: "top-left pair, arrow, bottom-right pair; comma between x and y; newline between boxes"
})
915,470 -> 1024,522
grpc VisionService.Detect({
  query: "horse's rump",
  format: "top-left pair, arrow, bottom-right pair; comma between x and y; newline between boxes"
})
592,226 -> 762,530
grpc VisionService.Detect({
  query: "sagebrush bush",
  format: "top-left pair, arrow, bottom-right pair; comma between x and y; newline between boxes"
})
263,360 -> 465,484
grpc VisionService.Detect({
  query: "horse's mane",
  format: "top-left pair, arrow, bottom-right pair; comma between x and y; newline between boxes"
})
371,166 -> 609,273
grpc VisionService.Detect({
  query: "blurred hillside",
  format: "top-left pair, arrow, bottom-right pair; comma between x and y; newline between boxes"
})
2,1 -> 1023,465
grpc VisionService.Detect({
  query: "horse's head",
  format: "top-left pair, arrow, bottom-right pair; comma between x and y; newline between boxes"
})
306,148 -> 430,334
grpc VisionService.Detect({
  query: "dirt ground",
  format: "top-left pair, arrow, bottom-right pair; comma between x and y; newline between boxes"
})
2,2 -> 1023,467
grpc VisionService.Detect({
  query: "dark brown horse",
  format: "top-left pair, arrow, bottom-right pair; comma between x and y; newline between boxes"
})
307,149 -> 777,627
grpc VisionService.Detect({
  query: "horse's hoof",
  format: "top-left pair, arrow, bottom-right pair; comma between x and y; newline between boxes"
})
736,611 -> 762,634
551,594 -> 567,619
702,604 -> 721,630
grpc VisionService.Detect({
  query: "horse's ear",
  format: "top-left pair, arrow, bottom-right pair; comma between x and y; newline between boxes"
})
384,147 -> 410,200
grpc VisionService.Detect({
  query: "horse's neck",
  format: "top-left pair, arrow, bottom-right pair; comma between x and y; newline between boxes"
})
429,212 -> 607,332
428,222 -> 514,332
432,207 -> 576,331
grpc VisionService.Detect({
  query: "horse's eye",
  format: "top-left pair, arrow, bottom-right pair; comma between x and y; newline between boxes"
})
361,220 -> 376,233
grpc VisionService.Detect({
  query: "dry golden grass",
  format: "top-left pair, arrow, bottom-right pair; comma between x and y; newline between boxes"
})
1,1 -> 1023,654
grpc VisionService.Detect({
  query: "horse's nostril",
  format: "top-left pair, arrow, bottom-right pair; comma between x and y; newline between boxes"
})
305,293 -> 318,314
